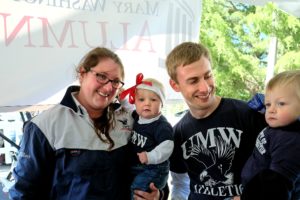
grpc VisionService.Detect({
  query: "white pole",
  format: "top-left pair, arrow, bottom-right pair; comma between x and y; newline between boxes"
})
265,36 -> 278,85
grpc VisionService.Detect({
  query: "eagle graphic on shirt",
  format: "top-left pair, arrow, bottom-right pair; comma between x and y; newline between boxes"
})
187,135 -> 235,186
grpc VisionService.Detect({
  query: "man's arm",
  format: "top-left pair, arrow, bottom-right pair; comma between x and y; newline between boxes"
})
170,172 -> 190,200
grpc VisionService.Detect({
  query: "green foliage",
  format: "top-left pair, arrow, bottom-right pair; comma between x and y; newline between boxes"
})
200,0 -> 300,100
275,51 -> 300,72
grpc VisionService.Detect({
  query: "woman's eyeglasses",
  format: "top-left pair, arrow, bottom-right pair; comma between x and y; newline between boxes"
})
89,70 -> 124,89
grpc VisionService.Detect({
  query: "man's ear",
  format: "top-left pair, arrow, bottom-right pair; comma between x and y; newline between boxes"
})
169,79 -> 180,92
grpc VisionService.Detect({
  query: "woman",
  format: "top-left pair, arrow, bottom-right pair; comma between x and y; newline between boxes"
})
9,47 -> 160,200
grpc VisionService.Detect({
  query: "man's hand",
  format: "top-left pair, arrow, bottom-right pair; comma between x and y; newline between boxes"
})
133,183 -> 160,200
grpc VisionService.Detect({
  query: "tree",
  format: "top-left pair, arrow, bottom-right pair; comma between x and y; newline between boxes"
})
200,0 -> 300,100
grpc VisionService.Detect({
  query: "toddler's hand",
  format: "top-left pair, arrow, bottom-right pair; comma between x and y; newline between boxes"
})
137,152 -> 148,164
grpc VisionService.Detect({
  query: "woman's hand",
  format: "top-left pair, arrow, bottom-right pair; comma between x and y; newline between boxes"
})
133,183 -> 160,200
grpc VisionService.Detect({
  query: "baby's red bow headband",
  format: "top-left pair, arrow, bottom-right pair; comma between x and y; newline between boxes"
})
119,73 -> 152,104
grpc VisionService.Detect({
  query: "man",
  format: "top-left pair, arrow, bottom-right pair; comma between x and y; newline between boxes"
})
165,42 -> 266,200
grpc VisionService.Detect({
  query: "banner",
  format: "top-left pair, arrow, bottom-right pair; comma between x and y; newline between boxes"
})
0,0 -> 202,112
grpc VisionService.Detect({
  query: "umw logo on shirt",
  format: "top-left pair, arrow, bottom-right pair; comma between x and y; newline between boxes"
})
131,131 -> 148,148
180,127 -> 242,188
182,127 -> 243,159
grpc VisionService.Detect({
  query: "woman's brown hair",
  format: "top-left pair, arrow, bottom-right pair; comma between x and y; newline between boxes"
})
76,47 -> 125,150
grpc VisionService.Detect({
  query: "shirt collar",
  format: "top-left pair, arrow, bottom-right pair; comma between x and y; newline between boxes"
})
71,92 -> 89,117
138,113 -> 161,124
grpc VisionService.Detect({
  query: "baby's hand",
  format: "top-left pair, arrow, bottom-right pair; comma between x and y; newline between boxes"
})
137,152 -> 148,164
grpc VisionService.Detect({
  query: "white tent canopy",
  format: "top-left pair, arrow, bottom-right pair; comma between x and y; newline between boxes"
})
0,0 -> 202,112
1,0 -> 299,112
234,0 -> 300,18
